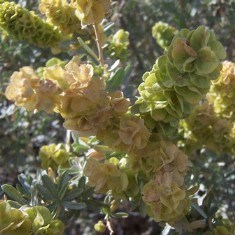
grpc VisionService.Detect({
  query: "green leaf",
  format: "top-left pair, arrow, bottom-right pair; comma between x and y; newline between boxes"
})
72,143 -> 89,154
77,37 -> 99,62
113,212 -> 128,218
1,184 -> 27,205
62,201 -> 87,210
107,68 -> 125,90
63,188 -> 84,201
58,172 -> 69,200
41,175 -> 58,199
37,185 -> 54,201
77,176 -> 86,189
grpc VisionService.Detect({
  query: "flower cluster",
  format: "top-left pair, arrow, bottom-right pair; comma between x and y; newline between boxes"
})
0,200 -> 64,235
126,140 -> 190,223
152,21 -> 178,49
179,102 -> 234,154
39,143 -> 73,170
83,155 -> 128,198
0,1 -> 62,48
39,0 -> 82,35
207,61 -> 235,120
143,177 -> 190,224
179,61 -> 235,155
5,66 -> 60,113
72,0 -> 111,25
97,114 -> 150,152
107,29 -> 130,61
136,26 -> 226,137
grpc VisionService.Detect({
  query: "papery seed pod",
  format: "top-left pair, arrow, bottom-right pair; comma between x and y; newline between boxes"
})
39,0 -> 83,35
152,21 -> 178,49
39,143 -> 72,170
135,26 -> 226,137
0,1 -> 62,47
0,200 -> 32,235
23,206 -> 65,234
83,157 -> 128,198
207,61 -> 235,120
107,29 -> 130,61
73,0 -> 111,25
5,66 -> 60,113
142,178 -> 190,223
94,220 -> 106,232
179,102 -> 235,155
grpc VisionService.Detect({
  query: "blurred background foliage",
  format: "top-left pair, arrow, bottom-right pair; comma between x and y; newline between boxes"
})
0,0 -> 234,234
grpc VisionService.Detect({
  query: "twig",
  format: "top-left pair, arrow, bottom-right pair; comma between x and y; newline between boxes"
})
107,219 -> 114,235
93,23 -> 104,66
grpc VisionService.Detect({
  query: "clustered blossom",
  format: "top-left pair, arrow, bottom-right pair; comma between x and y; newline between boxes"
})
135,26 -> 226,138
179,102 -> 235,154
72,0 -> 111,25
0,200 -> 64,235
126,141 -> 190,223
39,0 -> 82,35
207,61 -> 235,120
5,67 -> 60,113
179,62 -> 235,155
143,177 -> 190,223
39,143 -> 73,170
83,156 -> 128,197
107,29 -> 130,61
152,21 -> 178,49
97,115 -> 150,152
0,1 -> 62,48
5,56 -> 151,154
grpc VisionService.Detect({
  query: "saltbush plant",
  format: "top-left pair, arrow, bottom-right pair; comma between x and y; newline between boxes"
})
0,1 -> 234,234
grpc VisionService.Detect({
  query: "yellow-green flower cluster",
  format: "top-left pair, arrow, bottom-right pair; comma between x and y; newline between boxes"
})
203,219 -> 235,235
129,141 -> 188,181
97,114 -> 150,152
136,26 -> 226,133
152,21 -> 178,49
72,0 -> 111,25
0,1 -> 62,48
143,179 -> 190,224
39,143 -> 73,170
5,57 -> 132,138
83,156 -> 128,198
125,140 -> 190,223
107,29 -> 129,61
0,200 -> 64,235
5,66 -> 60,113
39,0 -> 82,35
179,102 -> 235,155
207,61 -> 235,120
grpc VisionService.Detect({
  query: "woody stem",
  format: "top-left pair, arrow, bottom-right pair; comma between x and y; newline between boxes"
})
93,23 -> 104,66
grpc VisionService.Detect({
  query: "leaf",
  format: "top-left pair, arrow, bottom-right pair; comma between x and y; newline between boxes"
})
63,188 -> 84,201
191,203 -> 208,219
62,201 -> 87,210
37,184 -> 54,201
1,184 -> 27,205
107,68 -> 125,90
113,212 -> 128,218
78,176 -> 86,189
41,175 -> 58,199
58,172 -> 69,200
77,37 -> 99,62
